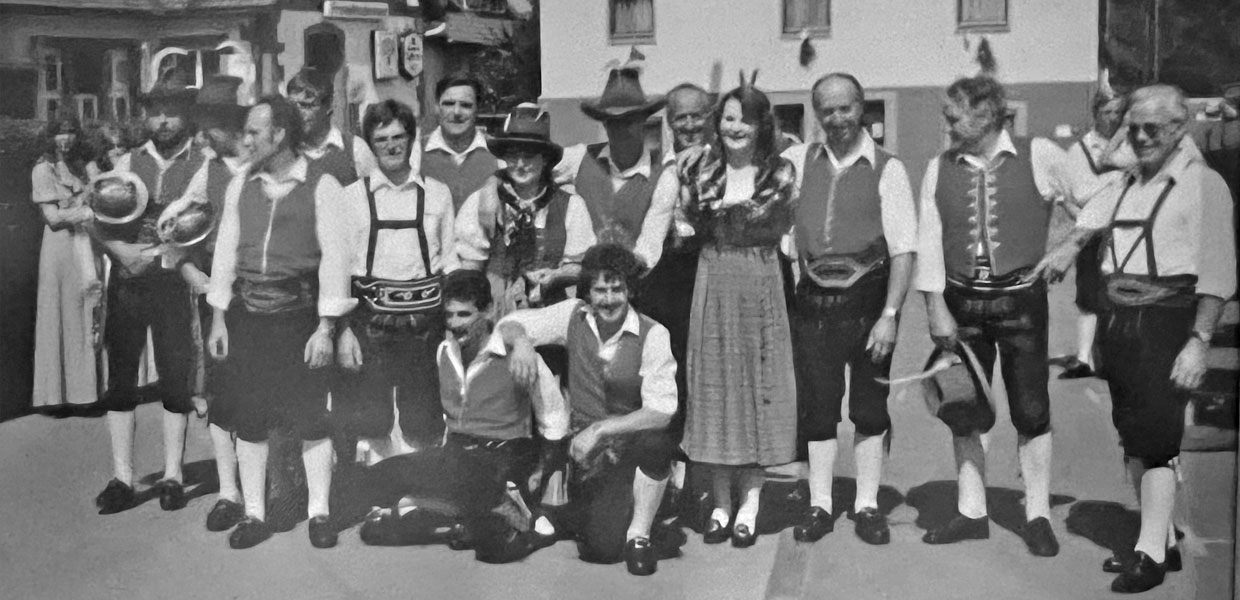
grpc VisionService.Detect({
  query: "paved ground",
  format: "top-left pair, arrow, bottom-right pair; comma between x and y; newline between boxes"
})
1,269 -> 1235,600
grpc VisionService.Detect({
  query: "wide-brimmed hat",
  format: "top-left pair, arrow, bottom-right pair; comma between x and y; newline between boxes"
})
157,193 -> 217,248
140,69 -> 197,111
192,75 -> 247,131
580,67 -> 665,122
488,103 -> 563,164
920,341 -> 996,437
88,170 -> 149,225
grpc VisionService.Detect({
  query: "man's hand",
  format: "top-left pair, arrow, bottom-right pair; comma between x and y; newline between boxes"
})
1023,237 -> 1085,285
508,337 -> 540,388
926,294 -> 958,351
866,314 -> 898,362
304,326 -> 335,369
570,423 -> 604,464
208,314 -> 229,361
1170,337 -> 1209,390
337,326 -> 364,372
180,264 -> 210,295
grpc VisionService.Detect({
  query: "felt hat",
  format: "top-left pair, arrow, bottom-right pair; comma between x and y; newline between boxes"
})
920,341 -> 996,437
157,193 -> 217,248
487,103 -> 563,164
580,67 -> 665,122
88,170 -> 149,225
141,69 -> 197,111
192,75 -> 247,131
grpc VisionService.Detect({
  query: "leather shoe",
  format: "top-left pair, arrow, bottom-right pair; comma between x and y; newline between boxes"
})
1058,357 -> 1094,379
228,517 -> 273,549
792,507 -> 835,543
95,479 -> 138,515
1111,551 -> 1166,594
308,515 -> 337,549
852,508 -> 890,546
1018,517 -> 1059,557
922,512 -> 989,545
205,499 -> 245,532
731,523 -> 757,548
624,537 -> 657,576
702,518 -> 730,544
1103,546 -> 1182,574
474,529 -> 536,564
155,480 -> 186,512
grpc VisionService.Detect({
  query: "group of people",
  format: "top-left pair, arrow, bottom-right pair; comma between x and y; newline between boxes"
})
28,54 -> 1235,594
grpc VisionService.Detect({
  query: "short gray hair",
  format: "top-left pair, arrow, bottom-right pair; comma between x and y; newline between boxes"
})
1128,84 -> 1189,124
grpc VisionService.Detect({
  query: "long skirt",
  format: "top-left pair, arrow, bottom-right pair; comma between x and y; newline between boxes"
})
32,225 -> 101,406
681,246 -> 797,467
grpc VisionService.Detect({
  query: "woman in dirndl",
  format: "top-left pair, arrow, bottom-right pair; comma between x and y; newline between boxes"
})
679,77 -> 799,548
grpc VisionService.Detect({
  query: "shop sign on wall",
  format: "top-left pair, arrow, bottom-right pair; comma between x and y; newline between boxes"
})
400,32 -> 423,79
372,31 -> 400,80
324,1 -> 389,19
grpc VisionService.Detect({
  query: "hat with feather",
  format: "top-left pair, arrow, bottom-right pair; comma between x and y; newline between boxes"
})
580,47 -> 665,122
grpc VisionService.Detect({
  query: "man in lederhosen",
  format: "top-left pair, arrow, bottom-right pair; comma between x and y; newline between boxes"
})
913,75 -> 1071,557
332,99 -> 457,460
1031,84 -> 1236,594
780,73 -> 917,545
207,96 -> 350,549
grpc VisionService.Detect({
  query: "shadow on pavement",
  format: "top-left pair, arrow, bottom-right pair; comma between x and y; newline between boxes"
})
1063,500 -> 1139,556
905,480 -> 1076,536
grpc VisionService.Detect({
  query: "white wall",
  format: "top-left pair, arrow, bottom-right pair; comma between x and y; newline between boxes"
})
540,0 -> 1097,98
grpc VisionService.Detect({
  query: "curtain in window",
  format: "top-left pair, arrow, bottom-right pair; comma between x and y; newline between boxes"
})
612,0 -> 654,37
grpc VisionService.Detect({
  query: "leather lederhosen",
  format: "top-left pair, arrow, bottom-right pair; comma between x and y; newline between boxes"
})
350,179 -> 443,331
1102,177 -> 1198,309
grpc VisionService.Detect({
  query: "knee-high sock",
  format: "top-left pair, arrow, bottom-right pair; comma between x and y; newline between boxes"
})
953,434 -> 988,518
209,424 -> 240,503
302,438 -> 333,519
162,409 -> 188,483
626,467 -> 669,541
710,465 -> 733,527
670,460 -> 686,492
1075,313 -> 1098,365
806,439 -> 837,513
1133,466 -> 1175,563
734,467 -> 765,531
853,433 -> 885,512
107,411 -> 136,486
236,439 -> 269,520
1018,432 -> 1052,520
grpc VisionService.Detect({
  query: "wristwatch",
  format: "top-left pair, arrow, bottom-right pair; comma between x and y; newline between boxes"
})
1191,330 -> 1212,344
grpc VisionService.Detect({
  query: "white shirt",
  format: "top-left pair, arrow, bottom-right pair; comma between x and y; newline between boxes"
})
913,131 -> 1072,293
302,126 -> 376,179
424,127 -> 490,166
489,299 -> 678,416
440,333 -> 570,441
206,156 -> 352,317
114,139 -> 195,201
780,132 -> 919,259
1063,130 -> 1127,208
454,178 -> 597,266
1077,137 -> 1236,300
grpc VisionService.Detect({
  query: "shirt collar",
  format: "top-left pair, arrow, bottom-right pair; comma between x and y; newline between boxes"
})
141,138 -> 193,167
598,144 -> 652,180
368,167 -> 423,192
953,129 -> 1017,165
250,155 -> 309,185
818,130 -> 877,169
1133,135 -> 1204,185
583,303 -> 642,341
425,127 -> 489,158
222,156 -> 249,177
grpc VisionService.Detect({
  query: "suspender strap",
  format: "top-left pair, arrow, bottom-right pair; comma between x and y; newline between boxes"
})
363,178 -> 433,277
1107,177 -> 1176,277
1080,139 -> 1105,176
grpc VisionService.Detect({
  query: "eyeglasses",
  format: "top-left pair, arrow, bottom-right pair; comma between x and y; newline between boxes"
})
371,132 -> 410,146
1127,121 -> 1180,138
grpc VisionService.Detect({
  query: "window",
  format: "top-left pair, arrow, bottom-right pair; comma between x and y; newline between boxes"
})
75,94 -> 98,121
957,0 -> 1008,32
783,0 -> 830,36
37,49 -> 62,120
774,103 -> 805,142
610,0 -> 655,44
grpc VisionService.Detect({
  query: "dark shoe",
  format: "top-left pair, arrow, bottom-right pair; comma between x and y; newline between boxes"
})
205,499 -> 245,532
1018,517 -> 1059,557
154,480 -> 186,512
1058,358 -> 1095,379
95,479 -> 137,515
308,515 -> 337,549
730,523 -> 757,548
228,517 -> 273,549
474,529 -> 536,564
446,522 -> 475,551
792,507 -> 835,543
852,508 -> 890,546
702,519 -> 730,544
359,508 -> 444,547
1103,546 -> 1182,574
922,512 -> 989,545
624,537 -> 657,576
1111,551 -> 1166,594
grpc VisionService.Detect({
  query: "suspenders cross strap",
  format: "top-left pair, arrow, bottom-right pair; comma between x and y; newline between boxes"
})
1103,176 -> 1197,307
351,178 -> 444,314
1107,177 -> 1175,277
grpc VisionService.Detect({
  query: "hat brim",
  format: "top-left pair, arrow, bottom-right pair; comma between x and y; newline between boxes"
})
579,97 -> 666,122
140,89 -> 198,109
89,170 -> 150,225
488,136 -> 564,165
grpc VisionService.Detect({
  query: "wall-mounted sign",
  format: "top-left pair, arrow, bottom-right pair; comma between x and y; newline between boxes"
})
400,32 -> 423,79
372,31 -> 400,80
324,1 -> 389,20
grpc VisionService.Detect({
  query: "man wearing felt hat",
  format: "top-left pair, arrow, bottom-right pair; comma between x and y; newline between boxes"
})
90,68 -> 204,517
456,103 -> 596,316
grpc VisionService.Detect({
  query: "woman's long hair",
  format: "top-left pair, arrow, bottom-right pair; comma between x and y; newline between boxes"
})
41,117 -> 89,177
712,81 -> 779,171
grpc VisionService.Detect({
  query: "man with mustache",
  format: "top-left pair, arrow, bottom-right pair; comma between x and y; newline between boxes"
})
779,73 -> 917,546
91,73 -> 204,516
912,75 -> 1072,557
421,76 -> 499,214
356,269 -> 569,559
331,99 -> 458,461
1030,84 -> 1235,594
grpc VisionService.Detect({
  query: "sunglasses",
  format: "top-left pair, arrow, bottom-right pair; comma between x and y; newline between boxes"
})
1127,121 -> 1179,138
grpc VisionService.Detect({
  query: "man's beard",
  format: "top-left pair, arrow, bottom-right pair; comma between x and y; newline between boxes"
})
152,127 -> 187,155
451,319 -> 492,350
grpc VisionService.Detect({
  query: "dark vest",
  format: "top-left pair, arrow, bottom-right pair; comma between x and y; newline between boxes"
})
935,137 -> 1049,281
307,134 -> 358,188
190,158 -> 237,274
794,143 -> 890,259
439,349 -> 532,441
107,144 -> 205,245
487,188 -> 571,279
235,164 -> 326,282
420,139 -> 499,214
574,143 -> 663,249
565,307 -> 654,430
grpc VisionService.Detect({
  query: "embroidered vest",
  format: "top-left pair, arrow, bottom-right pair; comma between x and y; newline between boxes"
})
574,143 -> 662,249
439,349 -> 532,441
794,143 -> 890,259
935,138 -> 1049,281
235,166 -> 325,282
107,145 -> 205,245
565,308 -> 654,430
487,188 -> 571,279
420,141 -> 499,214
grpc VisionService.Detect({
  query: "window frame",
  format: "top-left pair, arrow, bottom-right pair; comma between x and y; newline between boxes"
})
781,0 -> 831,39
608,0 -> 656,46
956,0 -> 1010,33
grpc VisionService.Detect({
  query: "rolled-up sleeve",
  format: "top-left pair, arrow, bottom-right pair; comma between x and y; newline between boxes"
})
494,298 -> 580,347
913,157 -> 946,293
31,162 -> 67,204
454,186 -> 494,266
633,167 -> 679,269
561,194 -> 596,265
206,175 -> 246,311
638,324 -> 677,415
1075,175 -> 1127,231
1030,137 -> 1071,202
314,175 -> 356,317
1196,169 -> 1237,300
531,354 -> 570,440
430,180 -> 459,273
879,157 -> 918,257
